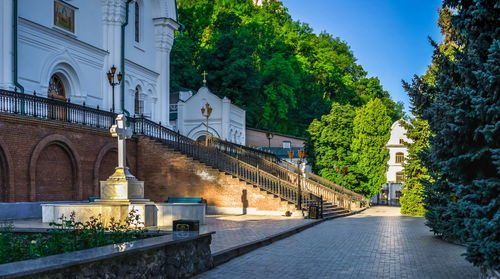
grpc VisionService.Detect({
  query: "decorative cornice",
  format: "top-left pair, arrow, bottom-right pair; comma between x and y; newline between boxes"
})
153,17 -> 179,52
101,0 -> 127,25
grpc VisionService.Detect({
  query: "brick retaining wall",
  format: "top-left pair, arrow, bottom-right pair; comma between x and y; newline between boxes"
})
0,115 -> 296,216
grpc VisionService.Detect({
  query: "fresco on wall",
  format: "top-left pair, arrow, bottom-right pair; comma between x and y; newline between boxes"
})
54,1 -> 75,33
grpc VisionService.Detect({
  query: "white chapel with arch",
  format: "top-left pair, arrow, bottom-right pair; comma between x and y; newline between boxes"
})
170,84 -> 246,145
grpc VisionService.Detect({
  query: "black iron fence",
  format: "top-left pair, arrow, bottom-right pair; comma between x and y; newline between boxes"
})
0,89 -> 115,129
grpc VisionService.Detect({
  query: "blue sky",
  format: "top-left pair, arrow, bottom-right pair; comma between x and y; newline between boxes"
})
281,0 -> 442,113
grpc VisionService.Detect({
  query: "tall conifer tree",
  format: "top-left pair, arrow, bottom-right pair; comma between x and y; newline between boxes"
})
404,0 -> 499,272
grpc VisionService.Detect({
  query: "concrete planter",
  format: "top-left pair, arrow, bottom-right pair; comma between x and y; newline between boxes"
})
0,231 -> 214,279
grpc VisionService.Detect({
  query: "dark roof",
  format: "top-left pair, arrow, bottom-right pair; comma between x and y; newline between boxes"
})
170,91 -> 179,104
257,147 -> 303,159
246,127 -> 306,141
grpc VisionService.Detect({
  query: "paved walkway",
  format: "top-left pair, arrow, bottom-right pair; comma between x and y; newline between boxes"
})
201,215 -> 314,253
197,207 -> 480,279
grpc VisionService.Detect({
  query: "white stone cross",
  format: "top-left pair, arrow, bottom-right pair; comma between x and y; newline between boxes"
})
110,114 -> 133,170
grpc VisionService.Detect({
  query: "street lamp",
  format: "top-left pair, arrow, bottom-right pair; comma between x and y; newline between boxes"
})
201,103 -> 213,146
106,65 -> 123,112
287,150 -> 307,210
265,132 -> 274,150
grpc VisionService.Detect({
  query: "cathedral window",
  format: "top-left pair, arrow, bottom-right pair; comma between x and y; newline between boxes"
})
48,74 -> 66,100
395,152 -> 404,163
134,86 -> 144,115
134,2 -> 140,42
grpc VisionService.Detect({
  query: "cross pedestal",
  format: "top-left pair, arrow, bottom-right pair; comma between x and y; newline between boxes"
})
97,114 -> 148,203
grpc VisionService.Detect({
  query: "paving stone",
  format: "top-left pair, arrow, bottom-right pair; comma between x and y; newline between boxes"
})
196,206 -> 480,279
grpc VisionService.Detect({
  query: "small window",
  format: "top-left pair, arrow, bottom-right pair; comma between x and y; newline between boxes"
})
282,141 -> 291,149
396,172 -> 404,184
399,139 -> 405,144
134,86 -> 144,115
134,2 -> 140,42
395,152 -> 404,163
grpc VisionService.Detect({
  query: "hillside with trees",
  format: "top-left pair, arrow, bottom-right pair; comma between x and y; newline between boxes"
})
171,0 -> 403,137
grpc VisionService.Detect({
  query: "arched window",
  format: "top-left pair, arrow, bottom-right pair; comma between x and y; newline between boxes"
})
396,172 -> 404,184
134,86 -> 143,115
48,74 -> 66,100
134,2 -> 140,42
395,152 -> 404,163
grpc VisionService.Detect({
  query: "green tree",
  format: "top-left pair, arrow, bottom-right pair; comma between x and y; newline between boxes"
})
350,98 -> 392,197
399,118 -> 430,216
404,0 -> 499,272
307,103 -> 357,185
171,0 -> 402,137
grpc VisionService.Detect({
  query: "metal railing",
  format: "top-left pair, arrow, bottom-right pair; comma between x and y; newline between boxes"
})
130,117 -> 322,210
207,135 -> 367,208
0,89 -> 322,212
0,89 -> 116,129
0,89 -> 366,211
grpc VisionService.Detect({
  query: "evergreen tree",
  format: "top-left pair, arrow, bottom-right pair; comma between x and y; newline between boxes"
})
399,118 -> 430,216
351,98 -> 392,197
404,0 -> 499,272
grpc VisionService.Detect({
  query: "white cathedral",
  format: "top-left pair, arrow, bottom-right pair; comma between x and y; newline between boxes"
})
0,0 -> 179,124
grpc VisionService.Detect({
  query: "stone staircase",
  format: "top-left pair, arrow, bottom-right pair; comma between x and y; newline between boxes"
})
205,136 -> 368,215
131,119 -> 368,217
321,201 -> 351,218
0,88 -> 367,217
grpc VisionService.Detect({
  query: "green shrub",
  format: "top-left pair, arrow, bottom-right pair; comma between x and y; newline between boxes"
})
0,210 -> 156,264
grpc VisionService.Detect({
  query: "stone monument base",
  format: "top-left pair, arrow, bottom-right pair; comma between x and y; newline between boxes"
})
41,201 -> 158,227
41,202 -> 206,227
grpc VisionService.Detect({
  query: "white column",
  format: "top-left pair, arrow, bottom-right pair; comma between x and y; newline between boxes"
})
0,0 -> 14,90
153,17 -> 179,124
222,97 -> 231,141
177,101 -> 185,134
101,0 -> 126,111
242,110 -> 246,145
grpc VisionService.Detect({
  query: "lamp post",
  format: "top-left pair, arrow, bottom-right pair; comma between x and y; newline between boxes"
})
106,65 -> 123,112
265,132 -> 274,151
297,150 -> 306,209
201,103 -> 212,146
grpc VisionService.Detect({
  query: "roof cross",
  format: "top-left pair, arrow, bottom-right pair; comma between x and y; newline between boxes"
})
202,71 -> 207,85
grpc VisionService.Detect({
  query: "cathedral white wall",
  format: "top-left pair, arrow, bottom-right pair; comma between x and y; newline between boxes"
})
124,0 -> 156,72
0,1 -> 14,90
19,0 -> 103,49
6,0 -> 178,123
18,18 -> 107,107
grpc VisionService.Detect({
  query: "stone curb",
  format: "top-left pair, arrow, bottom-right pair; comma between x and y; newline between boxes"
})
211,207 -> 368,267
